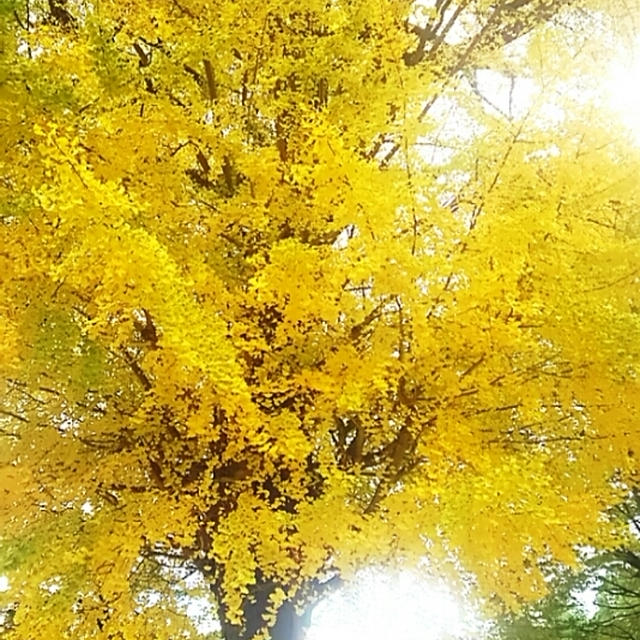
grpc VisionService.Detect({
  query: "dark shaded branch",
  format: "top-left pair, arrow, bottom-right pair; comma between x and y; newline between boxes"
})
0,408 -> 28,423
203,58 -> 218,101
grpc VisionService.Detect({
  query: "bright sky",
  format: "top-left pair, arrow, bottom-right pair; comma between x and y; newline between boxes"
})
605,35 -> 640,145
307,570 -> 484,640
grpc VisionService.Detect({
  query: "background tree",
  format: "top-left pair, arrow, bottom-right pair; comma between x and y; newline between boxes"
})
1,1 -> 640,639
493,491 -> 640,640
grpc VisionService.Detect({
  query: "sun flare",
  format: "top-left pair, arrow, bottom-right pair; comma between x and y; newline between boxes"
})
604,36 -> 640,145
307,571 -> 482,640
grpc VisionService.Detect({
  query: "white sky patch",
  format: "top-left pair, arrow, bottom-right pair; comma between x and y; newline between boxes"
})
444,8 -> 480,46
57,411 -> 80,433
604,34 -> 640,145
474,70 -> 536,121
0,576 -> 9,593
40,577 -> 62,594
16,41 -> 44,58
183,596 -> 221,634
417,96 -> 479,166
572,585 -> 599,619
81,499 -> 94,516
308,570 -> 483,640
179,572 -> 222,634
409,0 -> 480,46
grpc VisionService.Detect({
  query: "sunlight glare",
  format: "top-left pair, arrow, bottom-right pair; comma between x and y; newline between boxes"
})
307,570 -> 482,640
605,36 -> 640,145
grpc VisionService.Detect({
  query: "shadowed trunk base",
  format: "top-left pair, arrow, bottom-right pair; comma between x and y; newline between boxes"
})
215,576 -> 313,640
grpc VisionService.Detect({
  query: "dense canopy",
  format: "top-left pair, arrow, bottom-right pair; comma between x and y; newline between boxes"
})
1,1 -> 640,639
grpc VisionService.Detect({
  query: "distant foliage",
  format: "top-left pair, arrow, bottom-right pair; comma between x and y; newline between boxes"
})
494,492 -> 640,640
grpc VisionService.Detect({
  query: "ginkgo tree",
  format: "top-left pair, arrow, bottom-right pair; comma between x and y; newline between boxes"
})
1,0 -> 640,639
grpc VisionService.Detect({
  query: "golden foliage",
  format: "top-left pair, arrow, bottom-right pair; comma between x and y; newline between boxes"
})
1,0 -> 640,638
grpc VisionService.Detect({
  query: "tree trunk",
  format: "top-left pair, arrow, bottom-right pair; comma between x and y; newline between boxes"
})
214,573 -> 313,640
218,600 -> 311,640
